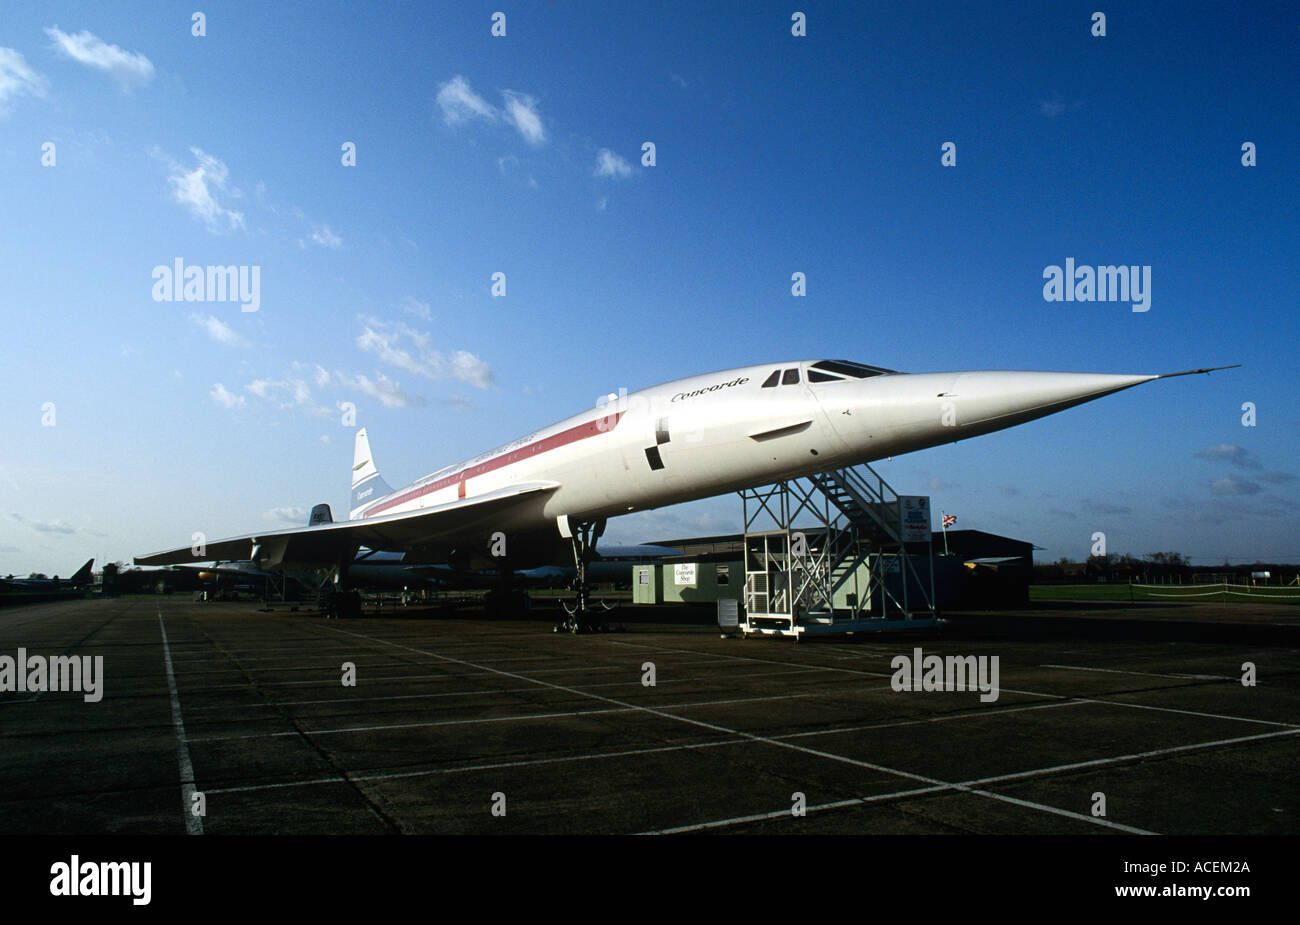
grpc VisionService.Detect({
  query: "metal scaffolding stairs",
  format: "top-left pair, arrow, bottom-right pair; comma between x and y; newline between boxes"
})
740,463 -> 936,637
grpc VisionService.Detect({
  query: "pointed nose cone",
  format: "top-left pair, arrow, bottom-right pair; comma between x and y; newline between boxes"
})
949,370 -> 1157,434
826,369 -> 1168,464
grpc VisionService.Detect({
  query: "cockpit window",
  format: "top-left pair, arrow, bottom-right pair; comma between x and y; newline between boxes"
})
761,370 -> 780,388
782,368 -> 800,385
811,360 -> 898,378
807,370 -> 844,383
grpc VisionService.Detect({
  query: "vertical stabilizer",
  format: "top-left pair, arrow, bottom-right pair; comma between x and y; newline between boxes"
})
350,428 -> 395,519
308,504 -> 333,525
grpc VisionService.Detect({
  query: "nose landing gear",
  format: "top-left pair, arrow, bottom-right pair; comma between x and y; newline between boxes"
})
554,517 -> 617,633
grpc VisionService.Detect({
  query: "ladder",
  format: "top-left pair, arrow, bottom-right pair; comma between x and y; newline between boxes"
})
740,463 -> 937,637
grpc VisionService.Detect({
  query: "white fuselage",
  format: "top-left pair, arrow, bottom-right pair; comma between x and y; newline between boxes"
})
349,360 -> 1154,539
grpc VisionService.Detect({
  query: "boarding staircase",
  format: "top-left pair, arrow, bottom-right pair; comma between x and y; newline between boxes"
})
740,463 -> 936,636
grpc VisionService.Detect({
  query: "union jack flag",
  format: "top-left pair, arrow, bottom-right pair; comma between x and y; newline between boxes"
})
942,514 -> 957,528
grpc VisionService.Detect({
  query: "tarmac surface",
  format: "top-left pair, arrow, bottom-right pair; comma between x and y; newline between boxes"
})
1,596 -> 1296,835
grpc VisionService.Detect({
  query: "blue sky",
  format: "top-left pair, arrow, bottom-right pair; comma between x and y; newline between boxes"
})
1,1 -> 1296,576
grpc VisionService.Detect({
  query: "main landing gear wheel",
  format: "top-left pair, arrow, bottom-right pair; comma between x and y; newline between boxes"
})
555,597 -> 618,633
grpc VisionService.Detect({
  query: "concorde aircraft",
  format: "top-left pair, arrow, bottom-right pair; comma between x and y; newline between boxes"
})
137,359 -> 1235,629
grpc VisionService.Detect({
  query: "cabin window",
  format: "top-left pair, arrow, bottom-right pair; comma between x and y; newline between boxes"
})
811,360 -> 898,379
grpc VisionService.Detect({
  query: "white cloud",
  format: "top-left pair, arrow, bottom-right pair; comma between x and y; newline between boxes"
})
502,90 -> 546,145
436,75 -> 496,125
355,316 -> 494,389
447,350 -> 494,389
399,296 -> 432,321
1195,444 -> 1260,470
436,76 -> 546,146
246,376 -> 324,414
1210,475 -> 1261,496
5,512 -> 107,540
596,196 -> 608,212
189,312 -> 247,347
0,48 -> 48,114
45,26 -> 154,89
594,148 -> 633,179
355,321 -> 421,375
8,512 -> 75,535
215,359 -> 443,419
165,147 -> 245,231
309,224 -> 342,248
344,372 -> 426,409
210,383 -> 245,409
1038,95 -> 1082,118
265,506 -> 306,524
234,366 -> 336,418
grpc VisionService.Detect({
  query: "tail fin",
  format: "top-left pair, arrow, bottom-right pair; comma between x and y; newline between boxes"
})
308,504 -> 333,525
70,558 -> 94,585
350,427 -> 395,519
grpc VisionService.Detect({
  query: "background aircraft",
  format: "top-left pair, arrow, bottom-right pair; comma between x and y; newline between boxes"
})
0,559 -> 95,591
175,543 -> 681,599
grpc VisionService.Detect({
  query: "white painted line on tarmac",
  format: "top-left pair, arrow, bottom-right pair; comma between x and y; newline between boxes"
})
158,610 -> 203,835
1070,696 -> 1300,729
647,727 -> 1300,835
780,699 -> 1087,739
190,672 -> 475,691
1042,664 -> 1236,681
315,625 -> 1152,835
601,636 -> 1293,729
184,692 -> 819,742
196,701 -> 1072,796
964,727 -> 1300,788
206,739 -> 749,795
185,666 -> 829,712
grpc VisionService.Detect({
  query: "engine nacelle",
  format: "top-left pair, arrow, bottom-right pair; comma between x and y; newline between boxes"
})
249,535 -> 291,570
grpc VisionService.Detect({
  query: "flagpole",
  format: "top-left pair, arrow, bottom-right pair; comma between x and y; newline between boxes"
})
941,511 -> 950,556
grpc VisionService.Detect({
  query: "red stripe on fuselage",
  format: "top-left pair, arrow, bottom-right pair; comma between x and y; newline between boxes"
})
362,411 -> 623,518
